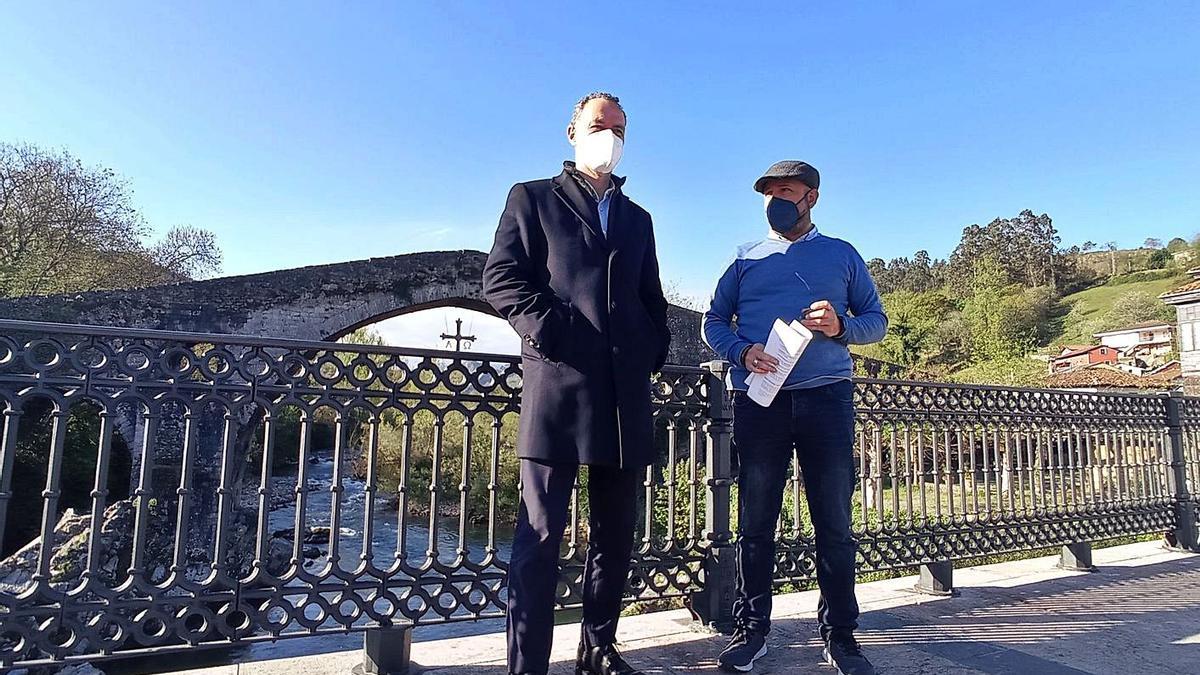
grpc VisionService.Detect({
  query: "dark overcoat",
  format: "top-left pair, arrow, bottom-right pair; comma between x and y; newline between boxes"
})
482,163 -> 671,468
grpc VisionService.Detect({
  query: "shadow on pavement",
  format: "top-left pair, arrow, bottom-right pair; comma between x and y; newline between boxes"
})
412,555 -> 1200,675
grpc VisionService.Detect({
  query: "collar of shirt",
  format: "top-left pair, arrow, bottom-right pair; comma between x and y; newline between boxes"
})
736,225 -> 822,261
768,225 -> 821,244
567,165 -> 619,203
564,161 -> 621,235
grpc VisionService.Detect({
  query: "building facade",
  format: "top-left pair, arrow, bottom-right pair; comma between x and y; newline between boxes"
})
1160,270 -> 1200,389
1092,321 -> 1174,372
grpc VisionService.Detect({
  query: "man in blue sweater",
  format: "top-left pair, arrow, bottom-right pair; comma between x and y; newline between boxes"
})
702,161 -> 887,674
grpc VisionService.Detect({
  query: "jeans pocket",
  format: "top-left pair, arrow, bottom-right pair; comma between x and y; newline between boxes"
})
826,380 -> 855,405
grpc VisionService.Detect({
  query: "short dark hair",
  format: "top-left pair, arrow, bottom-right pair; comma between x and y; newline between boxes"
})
569,91 -> 624,135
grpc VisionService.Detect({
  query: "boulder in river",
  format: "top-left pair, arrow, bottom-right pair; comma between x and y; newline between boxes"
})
0,501 -> 145,595
305,526 -> 332,544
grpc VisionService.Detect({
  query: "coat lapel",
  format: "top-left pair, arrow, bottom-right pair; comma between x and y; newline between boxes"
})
603,189 -> 634,254
552,168 -> 608,250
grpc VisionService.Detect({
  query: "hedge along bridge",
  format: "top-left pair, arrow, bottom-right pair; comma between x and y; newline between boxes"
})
0,319 -> 1197,672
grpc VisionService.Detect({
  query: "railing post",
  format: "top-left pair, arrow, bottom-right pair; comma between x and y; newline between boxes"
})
1164,392 -> 1199,552
1058,543 -> 1097,572
915,560 -> 954,596
358,626 -> 413,675
688,360 -> 737,633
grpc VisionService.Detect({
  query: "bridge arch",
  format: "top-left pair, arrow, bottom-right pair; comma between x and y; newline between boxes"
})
327,296 -> 499,343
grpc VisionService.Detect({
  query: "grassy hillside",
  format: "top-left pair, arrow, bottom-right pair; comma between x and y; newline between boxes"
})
1047,270 -> 1186,346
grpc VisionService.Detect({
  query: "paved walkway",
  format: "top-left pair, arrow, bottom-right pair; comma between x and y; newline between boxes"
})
144,541 -> 1199,675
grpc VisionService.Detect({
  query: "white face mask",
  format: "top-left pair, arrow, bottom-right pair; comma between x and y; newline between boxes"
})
573,128 -> 624,175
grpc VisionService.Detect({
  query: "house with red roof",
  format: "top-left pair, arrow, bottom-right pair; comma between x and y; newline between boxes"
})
1048,344 -> 1119,373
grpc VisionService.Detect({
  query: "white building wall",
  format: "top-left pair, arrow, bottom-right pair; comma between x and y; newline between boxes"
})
1096,326 -> 1173,351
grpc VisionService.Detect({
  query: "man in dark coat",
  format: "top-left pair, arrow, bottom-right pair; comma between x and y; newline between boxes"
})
483,91 -> 670,675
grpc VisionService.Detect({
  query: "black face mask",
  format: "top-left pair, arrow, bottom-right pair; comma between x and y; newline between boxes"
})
765,191 -> 812,234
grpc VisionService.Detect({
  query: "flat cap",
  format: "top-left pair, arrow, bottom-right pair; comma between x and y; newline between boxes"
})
753,160 -> 820,193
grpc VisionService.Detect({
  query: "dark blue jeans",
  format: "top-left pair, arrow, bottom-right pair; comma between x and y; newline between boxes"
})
731,380 -> 860,639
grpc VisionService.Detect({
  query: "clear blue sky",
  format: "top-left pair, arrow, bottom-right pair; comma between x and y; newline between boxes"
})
4,2 -> 1198,302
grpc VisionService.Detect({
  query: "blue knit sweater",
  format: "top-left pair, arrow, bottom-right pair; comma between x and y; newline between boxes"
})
702,229 -> 888,391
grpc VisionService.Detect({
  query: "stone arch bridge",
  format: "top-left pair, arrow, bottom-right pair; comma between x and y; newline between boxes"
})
0,249 -> 708,364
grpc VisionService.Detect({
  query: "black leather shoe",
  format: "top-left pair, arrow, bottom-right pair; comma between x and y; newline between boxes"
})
576,642 -> 644,675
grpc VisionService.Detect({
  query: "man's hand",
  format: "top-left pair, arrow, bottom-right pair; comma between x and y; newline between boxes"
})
743,343 -> 779,374
801,300 -> 843,337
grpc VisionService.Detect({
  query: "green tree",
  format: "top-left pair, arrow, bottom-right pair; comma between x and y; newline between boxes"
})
960,257 -> 1045,361
0,143 -> 222,297
339,326 -> 387,347
947,210 -> 1076,294
867,251 -> 944,295
1147,248 -> 1172,269
1101,291 -> 1175,329
868,290 -> 953,367
927,314 -> 972,368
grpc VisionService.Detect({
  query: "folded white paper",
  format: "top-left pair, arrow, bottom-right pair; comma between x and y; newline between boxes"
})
745,318 -> 813,407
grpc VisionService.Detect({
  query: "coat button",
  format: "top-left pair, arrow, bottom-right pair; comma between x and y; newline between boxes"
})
610,301 -> 617,312
611,345 -> 621,356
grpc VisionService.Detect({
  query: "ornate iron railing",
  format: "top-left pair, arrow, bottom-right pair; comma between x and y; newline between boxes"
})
1174,395 -> 1200,548
774,381 -> 1180,582
0,320 -> 1194,669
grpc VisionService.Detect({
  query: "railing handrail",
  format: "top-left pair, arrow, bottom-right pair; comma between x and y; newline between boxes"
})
0,318 -> 1174,394
0,318 -> 711,376
850,375 -> 1175,399
0,317 -> 525,362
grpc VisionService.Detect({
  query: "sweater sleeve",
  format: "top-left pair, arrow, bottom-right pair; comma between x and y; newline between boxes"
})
838,246 -> 889,345
702,260 -> 753,365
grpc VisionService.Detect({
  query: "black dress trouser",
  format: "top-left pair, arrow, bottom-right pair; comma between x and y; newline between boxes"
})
506,458 -> 640,675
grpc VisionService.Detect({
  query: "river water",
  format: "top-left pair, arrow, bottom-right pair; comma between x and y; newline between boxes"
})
267,449 -> 515,571
205,451 -> 522,662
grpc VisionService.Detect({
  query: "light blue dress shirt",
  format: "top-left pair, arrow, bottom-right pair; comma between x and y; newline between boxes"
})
570,168 -> 618,237
597,185 -> 615,237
